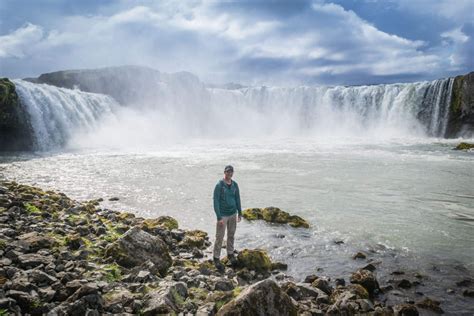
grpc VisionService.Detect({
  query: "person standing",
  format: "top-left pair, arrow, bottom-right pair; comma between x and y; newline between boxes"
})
213,165 -> 242,271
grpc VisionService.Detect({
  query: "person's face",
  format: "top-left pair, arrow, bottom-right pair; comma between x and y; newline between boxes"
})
224,170 -> 233,178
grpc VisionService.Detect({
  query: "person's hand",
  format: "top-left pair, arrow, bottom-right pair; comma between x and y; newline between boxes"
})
237,215 -> 242,223
218,219 -> 224,226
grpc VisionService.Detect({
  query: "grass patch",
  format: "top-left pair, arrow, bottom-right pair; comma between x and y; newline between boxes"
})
25,203 -> 41,214
103,263 -> 122,282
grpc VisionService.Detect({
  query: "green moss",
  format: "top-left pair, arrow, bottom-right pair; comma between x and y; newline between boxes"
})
24,203 -> 41,214
0,308 -> 7,316
232,286 -> 243,297
262,207 -> 290,223
242,208 -> 263,220
30,299 -> 43,309
237,249 -> 272,272
142,216 -> 179,231
47,232 -> 67,247
103,263 -> 122,281
170,288 -> 185,307
455,142 -> 474,150
117,212 -> 135,221
188,287 -> 209,301
0,239 -> 6,250
288,215 -> 310,228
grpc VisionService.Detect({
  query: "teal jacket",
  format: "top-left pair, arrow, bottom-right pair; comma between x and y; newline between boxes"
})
213,179 -> 242,220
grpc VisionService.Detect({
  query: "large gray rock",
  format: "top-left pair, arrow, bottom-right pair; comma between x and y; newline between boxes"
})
216,279 -> 298,316
141,281 -> 188,315
18,231 -> 57,252
105,227 -> 172,276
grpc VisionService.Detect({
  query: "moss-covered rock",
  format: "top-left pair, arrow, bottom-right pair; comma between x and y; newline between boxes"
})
142,215 -> 179,231
237,249 -> 272,272
454,142 -> 474,150
216,279 -> 298,316
104,227 -> 172,276
329,284 -> 369,303
242,208 -> 263,220
288,215 -> 310,228
262,207 -> 290,223
0,78 -> 34,151
243,206 -> 310,228
178,230 -> 208,249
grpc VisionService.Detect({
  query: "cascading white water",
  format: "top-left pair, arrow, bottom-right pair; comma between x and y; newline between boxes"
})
13,79 -> 119,150
12,76 -> 455,150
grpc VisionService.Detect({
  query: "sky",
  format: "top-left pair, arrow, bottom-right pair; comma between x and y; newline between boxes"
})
0,0 -> 472,86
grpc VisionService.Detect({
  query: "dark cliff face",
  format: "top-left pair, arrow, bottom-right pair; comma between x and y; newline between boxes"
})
446,72 -> 474,138
0,78 -> 34,151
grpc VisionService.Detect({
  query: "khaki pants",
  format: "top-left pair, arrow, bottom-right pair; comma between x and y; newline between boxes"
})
213,214 -> 237,259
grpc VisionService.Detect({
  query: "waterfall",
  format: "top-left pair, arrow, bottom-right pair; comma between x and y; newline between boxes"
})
12,75 -> 456,150
13,79 -> 119,150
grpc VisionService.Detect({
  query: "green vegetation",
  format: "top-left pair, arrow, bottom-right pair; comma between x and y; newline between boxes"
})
24,203 -> 41,214
103,263 -> 122,282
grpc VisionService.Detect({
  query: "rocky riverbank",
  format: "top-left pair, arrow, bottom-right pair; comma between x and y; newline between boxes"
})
0,180 -> 470,315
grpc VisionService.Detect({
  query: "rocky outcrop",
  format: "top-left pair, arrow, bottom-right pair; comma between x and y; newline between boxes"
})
454,142 -> 474,150
0,180 -> 466,315
446,71 -> 474,137
104,227 -> 172,276
242,207 -> 310,228
216,279 -> 298,316
0,78 -> 34,151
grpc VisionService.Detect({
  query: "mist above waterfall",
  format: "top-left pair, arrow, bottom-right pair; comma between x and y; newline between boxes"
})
13,72 -> 461,151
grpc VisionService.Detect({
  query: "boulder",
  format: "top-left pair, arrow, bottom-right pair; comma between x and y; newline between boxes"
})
311,277 -> 333,295
142,216 -> 179,231
262,207 -> 290,223
454,142 -> 474,150
178,230 -> 208,249
216,279 -> 298,316
288,215 -> 310,228
415,297 -> 443,314
393,303 -> 419,316
242,208 -> 263,220
350,269 -> 379,296
104,227 -> 172,276
142,281 -> 188,315
18,231 -> 57,252
237,249 -> 272,272
242,207 -> 310,228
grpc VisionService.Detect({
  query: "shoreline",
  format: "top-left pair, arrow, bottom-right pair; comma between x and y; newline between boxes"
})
0,179 -> 473,315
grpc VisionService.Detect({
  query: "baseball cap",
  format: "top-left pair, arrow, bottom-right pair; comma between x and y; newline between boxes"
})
224,165 -> 234,172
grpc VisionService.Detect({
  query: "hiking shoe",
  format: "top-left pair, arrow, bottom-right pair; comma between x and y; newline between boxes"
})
213,257 -> 225,272
227,254 -> 238,266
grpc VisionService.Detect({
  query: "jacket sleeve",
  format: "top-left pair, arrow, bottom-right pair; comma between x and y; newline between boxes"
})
235,182 -> 242,216
213,183 -> 222,220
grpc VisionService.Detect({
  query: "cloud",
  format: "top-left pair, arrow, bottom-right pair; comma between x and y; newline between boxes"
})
0,1 -> 470,84
441,23 -> 474,70
0,23 -> 44,58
